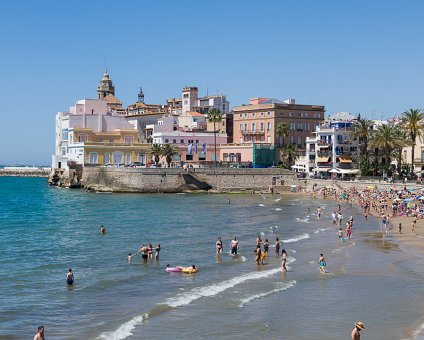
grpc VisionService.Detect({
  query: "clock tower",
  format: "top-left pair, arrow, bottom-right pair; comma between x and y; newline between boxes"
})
97,68 -> 115,99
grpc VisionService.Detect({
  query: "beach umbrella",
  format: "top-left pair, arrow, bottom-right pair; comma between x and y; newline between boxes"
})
403,198 -> 414,202
418,196 -> 424,200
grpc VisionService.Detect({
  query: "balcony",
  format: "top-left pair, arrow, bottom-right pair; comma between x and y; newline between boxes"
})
240,130 -> 265,135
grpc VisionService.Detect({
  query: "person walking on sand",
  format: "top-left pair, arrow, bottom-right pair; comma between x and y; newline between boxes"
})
412,219 -> 416,237
34,325 -> 45,340
318,253 -> 326,274
231,236 -> 239,255
351,321 -> 365,339
399,222 -> 402,234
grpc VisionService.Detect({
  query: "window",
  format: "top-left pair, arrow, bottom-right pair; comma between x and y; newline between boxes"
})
125,153 -> 131,164
183,94 -> 189,98
305,123 -> 310,131
305,112 -> 309,118
61,147 -> 67,156
252,112 -> 256,117
297,136 -> 302,145
267,111 -> 271,116
244,113 -> 248,117
239,113 -> 242,118
252,136 -> 256,142
89,152 -> 98,164
104,153 -> 110,164
298,112 -> 302,117
260,112 -> 264,117
252,123 -> 256,132
267,136 -> 271,143
186,154 -> 193,161
196,140 -> 199,143
138,153 -> 145,164
188,139 -> 194,144
279,112 -> 283,117
173,139 -> 176,143
297,123 -> 303,131
290,136 -> 294,144
267,122 -> 271,130
260,122 -> 264,131
78,134 -> 88,142
290,112 -> 294,117
180,139 -> 184,144
290,123 -> 295,130
244,123 -> 248,131
240,123 -> 243,131
124,135 -> 134,144
62,129 -> 68,141
165,139 -> 169,143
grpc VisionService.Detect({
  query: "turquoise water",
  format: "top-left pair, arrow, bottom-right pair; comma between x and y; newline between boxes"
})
2,177 -> 424,339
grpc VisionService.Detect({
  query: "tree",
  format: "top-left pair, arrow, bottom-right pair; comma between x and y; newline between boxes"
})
351,117 -> 373,169
281,144 -> 298,169
150,143 -> 162,165
400,108 -> 424,176
206,108 -> 223,166
276,122 -> 290,147
161,144 -> 179,167
369,125 -> 404,176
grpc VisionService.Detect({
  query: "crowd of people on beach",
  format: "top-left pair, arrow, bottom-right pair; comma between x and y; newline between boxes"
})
52,184 -> 422,340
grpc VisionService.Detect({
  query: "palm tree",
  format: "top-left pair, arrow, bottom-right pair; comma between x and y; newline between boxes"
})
161,144 -> 179,167
400,108 -> 424,176
206,108 -> 223,166
150,143 -> 163,165
275,122 -> 290,147
369,125 -> 405,176
393,127 -> 410,176
281,144 -> 298,169
351,117 -> 373,165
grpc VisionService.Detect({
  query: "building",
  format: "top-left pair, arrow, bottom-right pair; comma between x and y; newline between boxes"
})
52,99 -> 150,170
127,87 -> 166,116
303,112 -> 359,176
233,98 -> 325,148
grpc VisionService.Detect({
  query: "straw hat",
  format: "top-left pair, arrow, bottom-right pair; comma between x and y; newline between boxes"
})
355,322 -> 365,330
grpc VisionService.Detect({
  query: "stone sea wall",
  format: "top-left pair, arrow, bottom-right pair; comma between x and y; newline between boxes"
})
0,168 -> 51,177
81,167 -> 299,193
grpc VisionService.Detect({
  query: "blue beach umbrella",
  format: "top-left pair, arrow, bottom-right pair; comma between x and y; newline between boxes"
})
403,198 -> 414,202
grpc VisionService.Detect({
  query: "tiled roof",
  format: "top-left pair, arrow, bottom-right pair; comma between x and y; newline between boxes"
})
102,94 -> 122,104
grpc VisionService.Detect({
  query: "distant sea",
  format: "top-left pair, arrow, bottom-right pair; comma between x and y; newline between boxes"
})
2,177 -> 424,339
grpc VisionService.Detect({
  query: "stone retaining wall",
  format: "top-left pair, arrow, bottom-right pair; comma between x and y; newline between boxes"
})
81,167 -> 298,193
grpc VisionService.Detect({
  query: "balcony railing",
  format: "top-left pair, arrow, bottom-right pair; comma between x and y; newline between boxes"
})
240,130 -> 265,135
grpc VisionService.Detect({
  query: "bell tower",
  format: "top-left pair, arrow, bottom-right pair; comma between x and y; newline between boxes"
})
138,86 -> 145,103
97,68 -> 115,99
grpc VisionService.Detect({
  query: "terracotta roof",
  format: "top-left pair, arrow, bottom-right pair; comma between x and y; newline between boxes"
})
102,94 -> 122,104
187,111 -> 204,117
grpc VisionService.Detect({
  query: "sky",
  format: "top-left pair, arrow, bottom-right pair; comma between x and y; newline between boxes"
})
0,0 -> 423,165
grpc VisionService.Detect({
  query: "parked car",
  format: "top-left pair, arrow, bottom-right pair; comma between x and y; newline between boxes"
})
114,163 -> 125,168
104,163 -> 113,167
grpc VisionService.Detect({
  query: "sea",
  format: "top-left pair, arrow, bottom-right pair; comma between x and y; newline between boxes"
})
2,177 -> 424,339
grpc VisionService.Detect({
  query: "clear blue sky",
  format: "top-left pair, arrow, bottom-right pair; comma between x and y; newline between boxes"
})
0,0 -> 423,165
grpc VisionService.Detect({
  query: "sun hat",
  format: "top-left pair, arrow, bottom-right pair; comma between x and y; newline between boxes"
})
355,322 -> 365,330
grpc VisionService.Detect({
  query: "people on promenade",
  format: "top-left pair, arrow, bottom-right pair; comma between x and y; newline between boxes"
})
34,325 -> 45,340
231,236 -> 239,255
318,253 -> 326,274
216,237 -> 223,255
275,237 -> 280,256
66,268 -> 74,286
351,321 -> 365,339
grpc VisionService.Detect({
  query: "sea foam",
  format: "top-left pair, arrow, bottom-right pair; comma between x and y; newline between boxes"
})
239,280 -> 296,307
283,233 -> 310,243
98,313 -> 149,340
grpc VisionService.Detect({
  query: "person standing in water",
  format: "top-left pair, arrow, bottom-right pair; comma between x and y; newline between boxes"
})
274,237 -> 280,256
318,254 -> 326,274
231,236 -> 239,255
155,243 -> 161,260
100,225 -> 106,234
317,207 -> 321,219
66,268 -> 74,285
351,321 -> 365,339
216,237 -> 223,255
34,325 -> 45,340
254,245 -> 262,265
281,249 -> 287,272
263,239 -> 269,258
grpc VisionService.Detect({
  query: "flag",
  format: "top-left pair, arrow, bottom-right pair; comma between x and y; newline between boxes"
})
188,143 -> 192,155
194,143 -> 198,154
202,143 -> 207,154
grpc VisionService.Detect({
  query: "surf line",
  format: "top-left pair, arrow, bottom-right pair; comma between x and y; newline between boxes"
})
239,280 -> 296,308
99,267 -> 283,340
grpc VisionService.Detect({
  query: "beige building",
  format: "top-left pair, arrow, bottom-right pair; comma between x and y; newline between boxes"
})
233,98 -> 325,149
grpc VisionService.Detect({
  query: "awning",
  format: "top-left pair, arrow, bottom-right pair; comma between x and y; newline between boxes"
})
291,165 -> 305,169
312,167 -> 331,172
317,157 -> 330,162
329,169 -> 340,173
339,157 -> 352,163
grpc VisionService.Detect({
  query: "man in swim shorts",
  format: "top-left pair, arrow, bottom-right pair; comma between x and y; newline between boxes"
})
231,236 -> 239,255
66,268 -> 74,285
318,254 -> 326,273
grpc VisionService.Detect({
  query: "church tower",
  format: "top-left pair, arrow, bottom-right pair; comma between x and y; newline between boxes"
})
138,86 -> 145,103
97,68 -> 115,99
